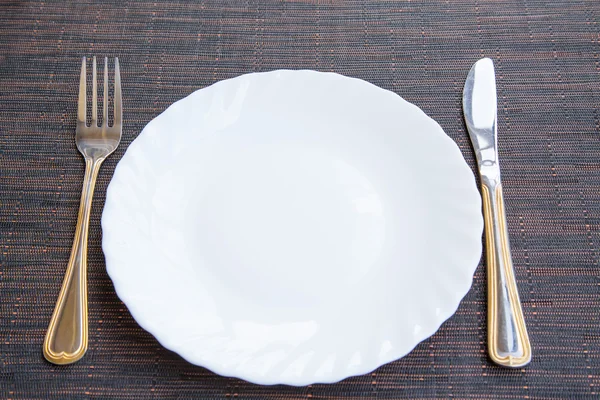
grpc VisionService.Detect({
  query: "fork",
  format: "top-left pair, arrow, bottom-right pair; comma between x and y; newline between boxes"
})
43,56 -> 122,365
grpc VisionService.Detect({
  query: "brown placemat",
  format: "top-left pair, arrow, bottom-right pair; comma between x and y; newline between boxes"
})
1,0 -> 599,398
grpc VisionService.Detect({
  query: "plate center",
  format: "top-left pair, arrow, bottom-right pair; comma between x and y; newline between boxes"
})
186,142 -> 386,306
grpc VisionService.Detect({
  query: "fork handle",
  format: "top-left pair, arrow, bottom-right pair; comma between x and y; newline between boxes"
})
481,178 -> 531,368
43,158 -> 103,365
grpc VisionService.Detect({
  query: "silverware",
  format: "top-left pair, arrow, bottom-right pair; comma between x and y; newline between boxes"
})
462,58 -> 531,368
43,56 -> 122,364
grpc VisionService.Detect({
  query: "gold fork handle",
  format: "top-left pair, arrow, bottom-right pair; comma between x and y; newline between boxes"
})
43,157 -> 103,365
481,179 -> 531,368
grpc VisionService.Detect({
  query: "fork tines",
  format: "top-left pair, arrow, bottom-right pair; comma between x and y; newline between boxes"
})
78,56 -> 122,129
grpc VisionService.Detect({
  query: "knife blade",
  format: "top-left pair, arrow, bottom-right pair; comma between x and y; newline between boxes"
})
463,58 -> 532,368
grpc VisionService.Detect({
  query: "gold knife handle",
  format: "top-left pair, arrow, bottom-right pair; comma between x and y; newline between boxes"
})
43,158 -> 102,364
481,179 -> 531,367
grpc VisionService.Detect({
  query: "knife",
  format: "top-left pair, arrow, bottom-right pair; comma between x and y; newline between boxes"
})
463,58 -> 532,368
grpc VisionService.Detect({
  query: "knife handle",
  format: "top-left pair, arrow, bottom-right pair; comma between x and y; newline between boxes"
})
481,180 -> 531,368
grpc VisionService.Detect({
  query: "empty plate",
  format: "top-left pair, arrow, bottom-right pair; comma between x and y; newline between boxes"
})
102,70 -> 483,385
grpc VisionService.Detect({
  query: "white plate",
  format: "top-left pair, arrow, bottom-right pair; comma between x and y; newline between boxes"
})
102,70 -> 483,386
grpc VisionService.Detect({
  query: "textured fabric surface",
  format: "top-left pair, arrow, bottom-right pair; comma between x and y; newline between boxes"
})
1,0 -> 599,398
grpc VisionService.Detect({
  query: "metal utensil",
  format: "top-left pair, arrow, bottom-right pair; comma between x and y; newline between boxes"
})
43,56 -> 122,364
463,57 -> 531,368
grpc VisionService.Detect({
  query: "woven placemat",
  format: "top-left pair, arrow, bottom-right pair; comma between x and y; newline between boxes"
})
1,0 -> 599,398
